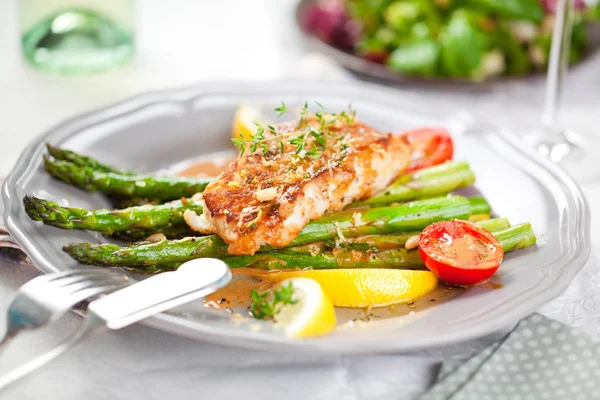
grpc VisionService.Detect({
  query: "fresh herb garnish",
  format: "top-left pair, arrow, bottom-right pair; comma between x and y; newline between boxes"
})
233,102 -> 355,160
297,101 -> 309,129
340,106 -> 356,124
274,101 -> 287,117
250,283 -> 297,319
232,134 -> 247,156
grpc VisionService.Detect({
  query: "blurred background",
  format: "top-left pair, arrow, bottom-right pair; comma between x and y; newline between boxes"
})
1,0 -> 599,174
301,0 -> 598,81
0,2 -> 599,399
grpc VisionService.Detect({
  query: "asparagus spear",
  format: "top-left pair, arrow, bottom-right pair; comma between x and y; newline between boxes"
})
129,222 -> 536,272
90,219 -> 531,273
65,203 -> 500,245
109,225 -> 199,241
223,249 -> 426,270
108,196 -> 161,208
287,196 -> 471,246
494,223 -> 537,252
467,197 -> 491,216
44,157 -> 213,202
64,235 -> 229,267
477,218 -> 510,232
223,222 -> 535,270
46,144 -> 132,175
25,184 -> 488,242
63,196 -> 472,266
45,145 -> 170,206
349,161 -> 475,207
284,217 -> 510,254
23,195 -> 202,235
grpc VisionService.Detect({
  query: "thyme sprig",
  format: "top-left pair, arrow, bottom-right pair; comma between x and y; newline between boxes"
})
274,101 -> 287,117
250,283 -> 297,320
231,102 -> 356,159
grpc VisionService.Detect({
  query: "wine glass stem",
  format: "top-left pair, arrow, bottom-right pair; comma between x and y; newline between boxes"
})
543,0 -> 575,129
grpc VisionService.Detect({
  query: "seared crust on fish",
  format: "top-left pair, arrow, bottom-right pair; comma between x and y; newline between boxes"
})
198,115 -> 411,255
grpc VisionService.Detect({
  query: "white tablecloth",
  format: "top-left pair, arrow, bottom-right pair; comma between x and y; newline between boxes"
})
1,1 -> 599,399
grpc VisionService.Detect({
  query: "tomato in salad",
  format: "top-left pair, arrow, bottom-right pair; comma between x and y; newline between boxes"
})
399,128 -> 454,172
418,220 -> 504,286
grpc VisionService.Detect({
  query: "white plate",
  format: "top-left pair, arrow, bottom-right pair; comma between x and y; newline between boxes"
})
2,80 -> 590,353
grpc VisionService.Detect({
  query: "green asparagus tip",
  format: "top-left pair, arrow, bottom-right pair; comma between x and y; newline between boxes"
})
46,143 -> 129,175
45,143 -> 57,154
23,195 -> 43,221
45,144 -> 73,165
63,242 -> 121,265
23,195 -> 68,223
62,242 -> 93,263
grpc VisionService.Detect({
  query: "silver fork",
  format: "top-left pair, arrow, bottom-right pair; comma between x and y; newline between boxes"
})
0,269 -> 129,346
0,258 -> 231,391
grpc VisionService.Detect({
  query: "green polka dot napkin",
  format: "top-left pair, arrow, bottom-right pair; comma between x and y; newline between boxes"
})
421,313 -> 600,400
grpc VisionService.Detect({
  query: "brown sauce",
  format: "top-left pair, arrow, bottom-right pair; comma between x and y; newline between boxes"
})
345,283 -> 466,322
176,152 -> 235,178
203,270 -> 274,311
173,152 -> 501,321
203,269 -> 497,324
478,279 -> 504,290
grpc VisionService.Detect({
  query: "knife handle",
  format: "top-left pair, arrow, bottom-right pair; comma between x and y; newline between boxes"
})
88,258 -> 231,330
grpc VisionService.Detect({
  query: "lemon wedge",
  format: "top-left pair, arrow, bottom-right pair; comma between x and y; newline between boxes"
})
231,104 -> 271,141
274,278 -> 337,338
246,269 -> 438,308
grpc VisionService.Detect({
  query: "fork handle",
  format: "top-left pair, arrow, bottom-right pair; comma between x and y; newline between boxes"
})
0,313 -> 106,391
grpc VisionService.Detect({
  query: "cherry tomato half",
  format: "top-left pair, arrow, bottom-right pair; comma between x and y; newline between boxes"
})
399,128 -> 454,173
418,220 -> 504,286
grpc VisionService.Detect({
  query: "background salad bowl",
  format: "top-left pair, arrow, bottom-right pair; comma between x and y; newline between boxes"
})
1,80 -> 590,353
296,0 -> 600,86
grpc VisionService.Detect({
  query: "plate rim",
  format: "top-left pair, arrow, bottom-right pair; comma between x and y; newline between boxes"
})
2,79 -> 591,354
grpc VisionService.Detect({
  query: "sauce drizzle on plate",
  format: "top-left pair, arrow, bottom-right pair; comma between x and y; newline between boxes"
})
175,152 -> 235,178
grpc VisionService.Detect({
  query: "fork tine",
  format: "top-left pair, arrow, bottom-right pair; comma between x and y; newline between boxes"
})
0,270 -> 128,349
45,269 -> 104,282
12,270 -> 120,296
69,282 -> 130,304
23,270 -> 76,285
48,269 -> 121,287
39,278 -> 130,326
60,275 -> 128,294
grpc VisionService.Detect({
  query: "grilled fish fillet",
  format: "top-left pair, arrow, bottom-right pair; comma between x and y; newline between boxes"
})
197,115 -> 411,255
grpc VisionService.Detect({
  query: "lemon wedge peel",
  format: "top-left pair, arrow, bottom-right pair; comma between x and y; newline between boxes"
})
246,269 -> 439,309
231,104 -> 270,141
274,278 -> 337,339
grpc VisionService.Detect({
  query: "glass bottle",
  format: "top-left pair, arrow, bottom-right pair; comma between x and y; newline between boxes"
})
19,0 -> 135,73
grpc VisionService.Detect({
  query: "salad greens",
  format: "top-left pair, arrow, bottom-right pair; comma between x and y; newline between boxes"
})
305,0 -> 592,80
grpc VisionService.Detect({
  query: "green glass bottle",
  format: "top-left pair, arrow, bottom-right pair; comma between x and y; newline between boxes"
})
19,0 -> 135,73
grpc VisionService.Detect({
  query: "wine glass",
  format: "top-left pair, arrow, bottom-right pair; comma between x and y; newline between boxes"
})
526,0 -> 600,182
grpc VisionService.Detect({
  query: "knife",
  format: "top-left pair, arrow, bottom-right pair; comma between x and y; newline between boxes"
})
0,258 -> 231,390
